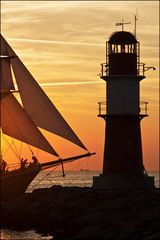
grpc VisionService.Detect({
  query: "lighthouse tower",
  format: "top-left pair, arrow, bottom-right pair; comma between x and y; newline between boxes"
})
93,28 -> 155,189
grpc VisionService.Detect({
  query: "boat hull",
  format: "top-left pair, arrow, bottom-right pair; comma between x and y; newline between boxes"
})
0,165 -> 41,201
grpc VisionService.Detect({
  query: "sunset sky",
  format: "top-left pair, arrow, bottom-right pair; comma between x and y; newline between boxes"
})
1,1 -> 159,171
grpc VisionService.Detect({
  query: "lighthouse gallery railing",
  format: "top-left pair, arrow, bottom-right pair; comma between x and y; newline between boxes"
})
98,101 -> 148,116
100,62 -> 146,78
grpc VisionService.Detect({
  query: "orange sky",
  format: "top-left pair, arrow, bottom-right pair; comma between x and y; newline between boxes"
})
1,1 -> 159,171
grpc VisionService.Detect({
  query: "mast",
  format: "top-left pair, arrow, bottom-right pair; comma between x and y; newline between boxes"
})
134,11 -> 138,37
40,152 -> 96,170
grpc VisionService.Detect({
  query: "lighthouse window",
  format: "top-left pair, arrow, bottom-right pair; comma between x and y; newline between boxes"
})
115,45 -> 118,53
110,44 -> 118,53
118,45 -> 121,53
109,44 -> 137,54
129,45 -> 132,53
133,44 -> 136,53
109,45 -> 112,53
127,44 -> 136,53
121,45 -> 125,53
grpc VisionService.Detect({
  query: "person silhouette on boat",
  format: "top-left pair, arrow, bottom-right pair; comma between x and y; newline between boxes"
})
0,157 -> 7,174
32,154 -> 39,165
20,158 -> 28,169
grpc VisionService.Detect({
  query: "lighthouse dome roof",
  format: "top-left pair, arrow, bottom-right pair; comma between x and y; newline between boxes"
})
108,31 -> 137,44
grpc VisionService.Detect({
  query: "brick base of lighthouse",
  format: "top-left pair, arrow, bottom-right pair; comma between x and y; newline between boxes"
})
93,174 -> 155,189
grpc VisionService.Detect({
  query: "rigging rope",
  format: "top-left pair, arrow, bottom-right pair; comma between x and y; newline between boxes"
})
2,135 -> 21,159
19,141 -> 23,158
3,141 -> 14,156
11,138 -> 21,159
62,155 -> 90,177
29,164 -> 61,191
26,143 -> 34,155
29,155 -> 90,191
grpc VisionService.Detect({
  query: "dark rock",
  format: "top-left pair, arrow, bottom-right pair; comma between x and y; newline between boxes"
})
1,186 -> 160,240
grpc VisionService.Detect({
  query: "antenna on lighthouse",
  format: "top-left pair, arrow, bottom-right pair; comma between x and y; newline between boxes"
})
115,19 -> 131,31
134,10 -> 138,37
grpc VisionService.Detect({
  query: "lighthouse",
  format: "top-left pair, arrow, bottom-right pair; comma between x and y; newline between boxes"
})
93,25 -> 155,189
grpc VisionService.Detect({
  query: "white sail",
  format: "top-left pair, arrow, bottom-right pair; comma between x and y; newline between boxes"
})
0,34 -> 16,57
1,93 -> 59,156
1,34 -> 87,151
10,57 -> 87,151
0,58 -> 15,90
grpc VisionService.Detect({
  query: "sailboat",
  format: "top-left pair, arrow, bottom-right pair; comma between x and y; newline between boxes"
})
0,34 -> 95,201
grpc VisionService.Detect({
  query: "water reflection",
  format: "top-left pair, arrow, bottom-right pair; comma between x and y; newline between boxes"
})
0,229 -> 53,239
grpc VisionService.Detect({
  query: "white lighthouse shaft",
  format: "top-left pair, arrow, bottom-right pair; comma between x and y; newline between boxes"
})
107,76 -> 139,115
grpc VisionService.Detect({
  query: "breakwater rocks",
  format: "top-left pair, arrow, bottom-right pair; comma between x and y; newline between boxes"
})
1,186 -> 160,240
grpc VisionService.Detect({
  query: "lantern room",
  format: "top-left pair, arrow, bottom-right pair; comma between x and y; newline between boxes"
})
107,31 -> 139,76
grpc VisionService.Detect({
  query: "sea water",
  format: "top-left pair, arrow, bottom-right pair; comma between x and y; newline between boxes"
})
0,229 -> 53,240
1,170 -> 159,239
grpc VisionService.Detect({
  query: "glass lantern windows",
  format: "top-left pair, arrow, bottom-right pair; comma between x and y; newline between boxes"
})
109,44 -> 136,54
